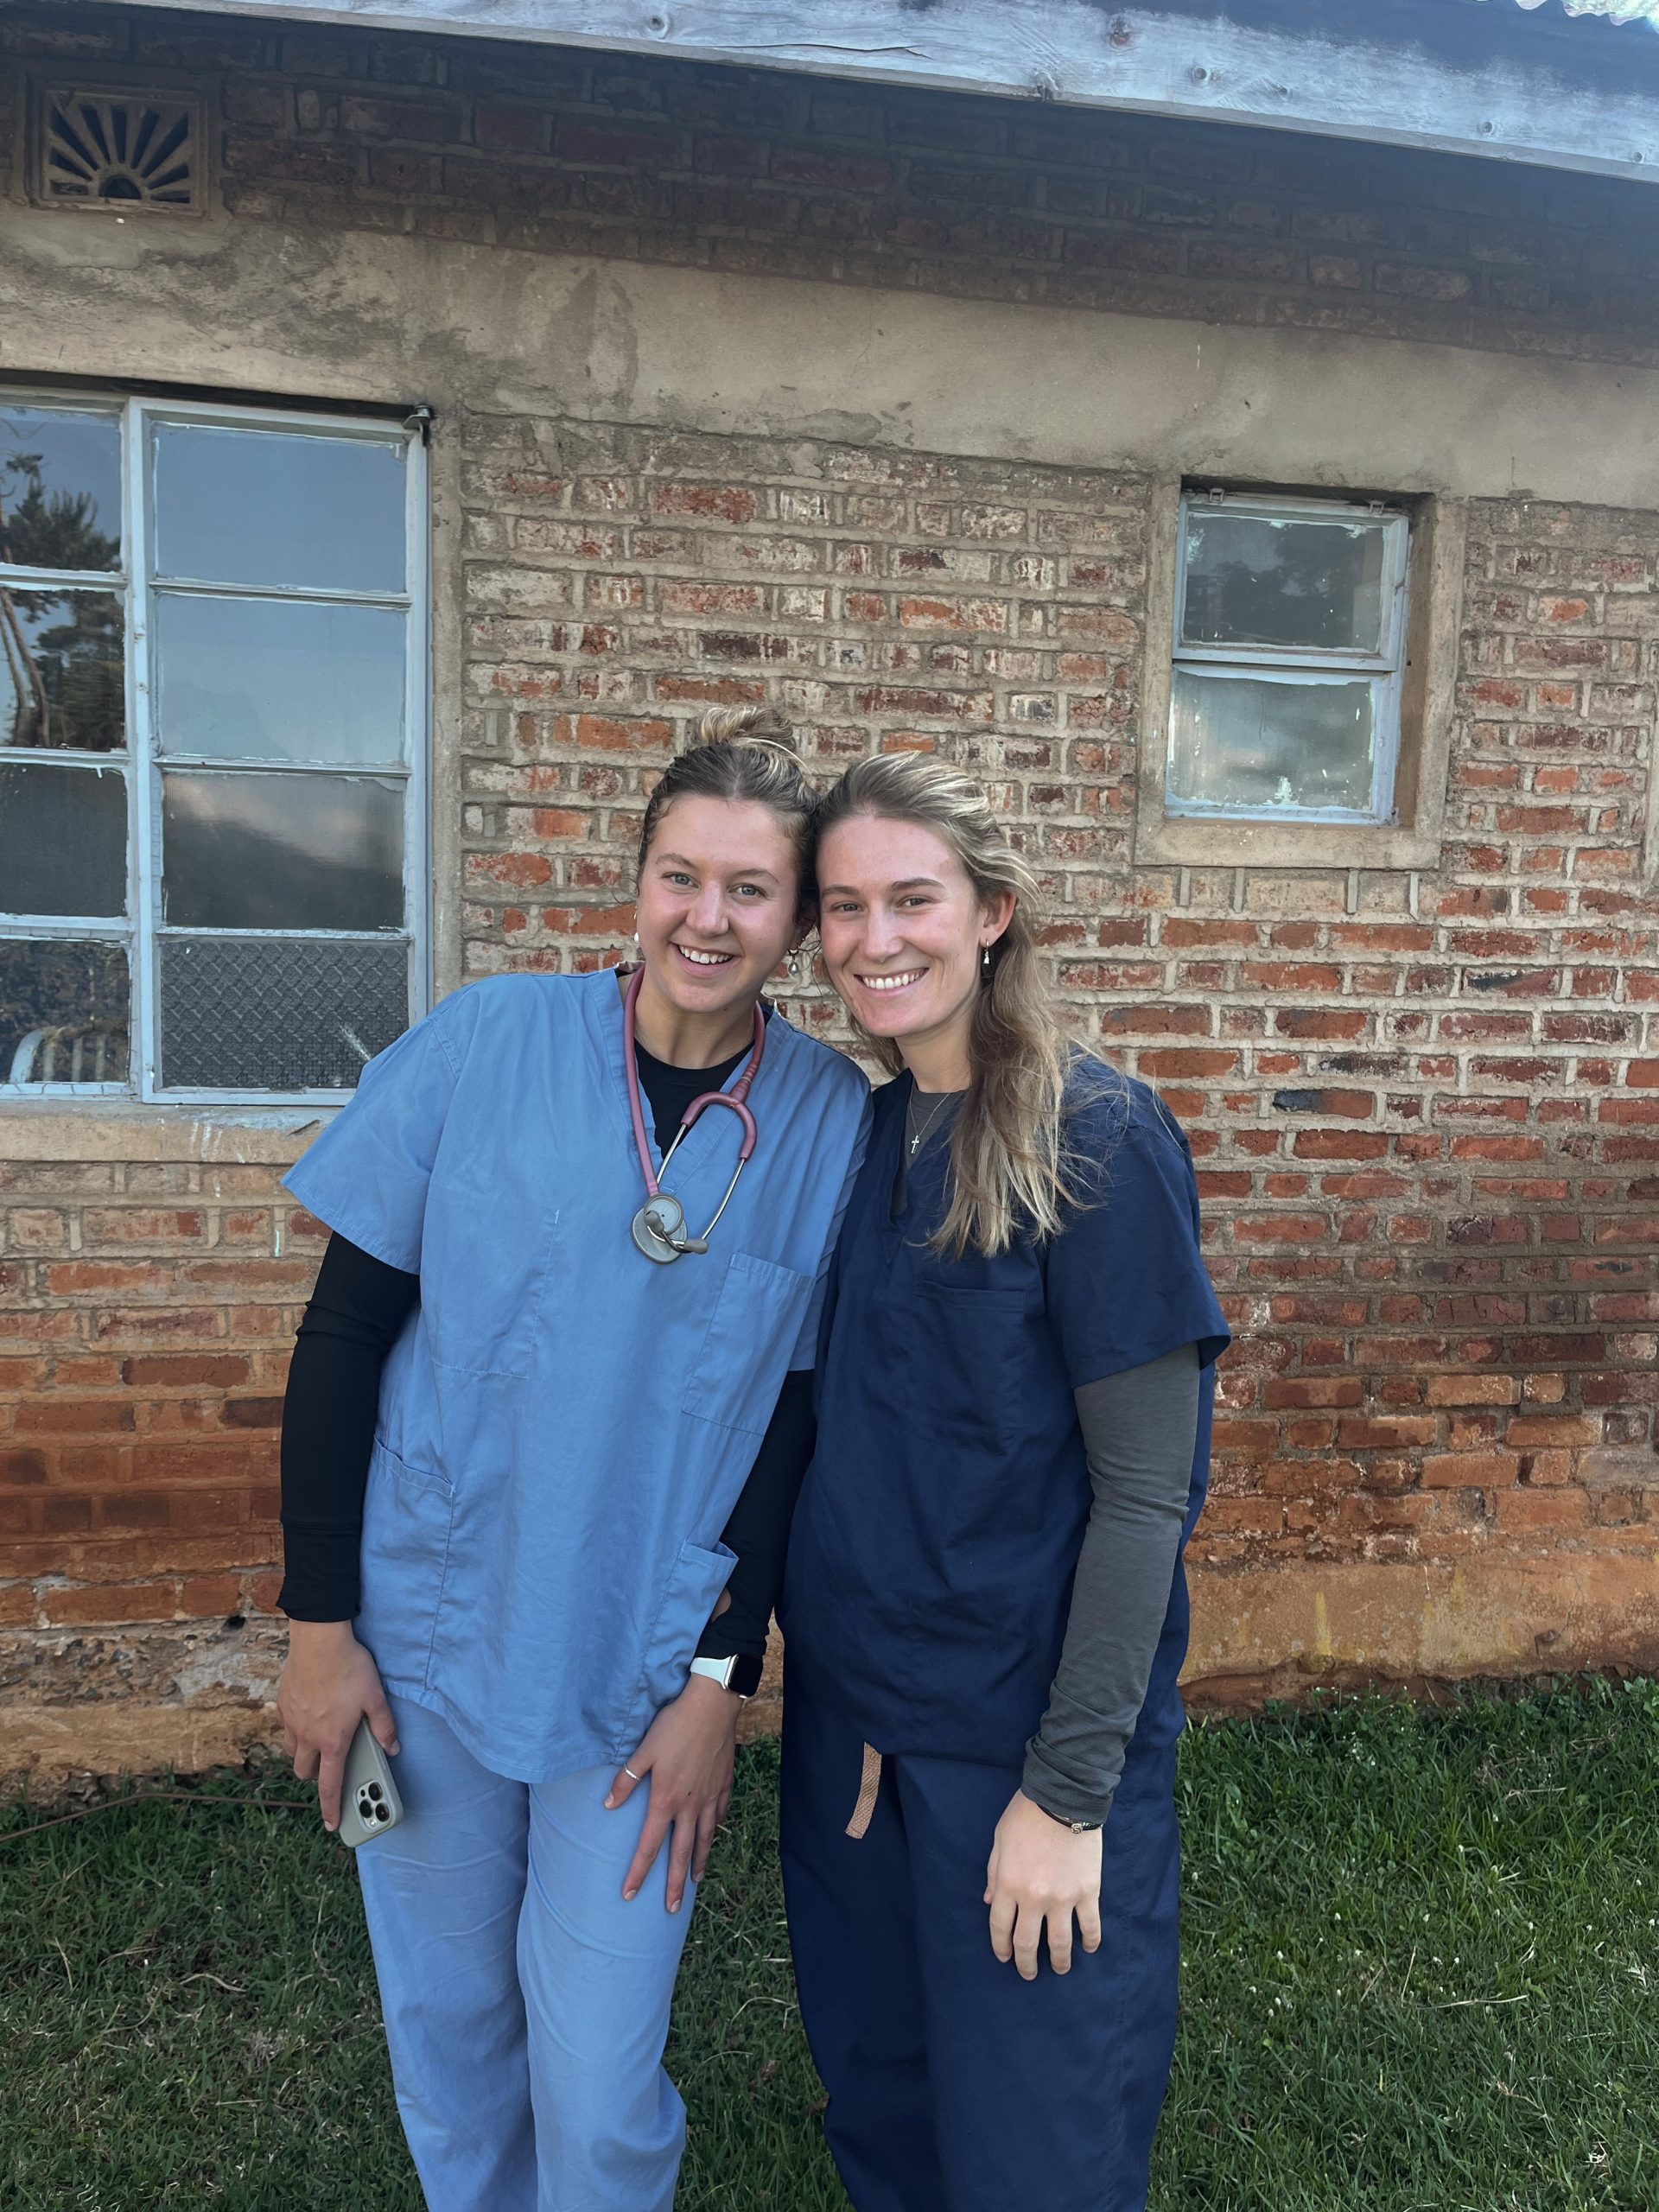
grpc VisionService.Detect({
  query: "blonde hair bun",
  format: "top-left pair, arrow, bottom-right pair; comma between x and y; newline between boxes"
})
694,704 -> 800,758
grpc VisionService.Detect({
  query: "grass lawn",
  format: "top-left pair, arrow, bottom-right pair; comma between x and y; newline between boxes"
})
4,1683 -> 1658,2211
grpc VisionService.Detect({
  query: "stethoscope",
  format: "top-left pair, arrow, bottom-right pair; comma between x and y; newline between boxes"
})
622,965 -> 765,1264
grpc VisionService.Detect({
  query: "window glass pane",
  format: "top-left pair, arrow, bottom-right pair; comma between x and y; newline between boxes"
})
0,588 -> 124,751
0,405 -> 122,571
154,594 -> 404,764
153,425 -> 405,594
1169,671 -> 1378,816
1181,509 -> 1390,654
0,938 -> 130,1084
0,761 -> 126,915
159,934 -> 408,1090
162,770 -> 404,931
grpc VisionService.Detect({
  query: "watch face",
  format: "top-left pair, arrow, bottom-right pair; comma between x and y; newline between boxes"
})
728,1652 -> 765,1699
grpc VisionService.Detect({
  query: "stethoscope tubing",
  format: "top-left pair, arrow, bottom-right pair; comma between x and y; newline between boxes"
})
622,965 -> 765,1254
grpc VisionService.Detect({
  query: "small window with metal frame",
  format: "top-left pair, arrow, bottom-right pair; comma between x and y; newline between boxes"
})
0,391 -> 429,1102
1168,487 -> 1412,825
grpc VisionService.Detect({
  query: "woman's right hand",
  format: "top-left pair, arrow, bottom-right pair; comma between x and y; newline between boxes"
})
276,1619 -> 399,1832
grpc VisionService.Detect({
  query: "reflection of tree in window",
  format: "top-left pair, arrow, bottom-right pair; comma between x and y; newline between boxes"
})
1186,518 -> 1380,652
0,448 -> 123,750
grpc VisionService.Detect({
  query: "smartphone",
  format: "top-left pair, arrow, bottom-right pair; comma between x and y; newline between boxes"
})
338,1716 -> 404,1848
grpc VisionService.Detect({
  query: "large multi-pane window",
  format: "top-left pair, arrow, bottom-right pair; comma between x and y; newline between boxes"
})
1168,489 -> 1411,824
0,394 -> 427,1099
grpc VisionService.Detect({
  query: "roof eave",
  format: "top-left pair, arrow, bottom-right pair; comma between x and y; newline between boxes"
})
58,0 -> 1659,186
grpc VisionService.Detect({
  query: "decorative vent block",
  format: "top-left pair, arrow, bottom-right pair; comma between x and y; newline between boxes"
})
36,87 -> 202,214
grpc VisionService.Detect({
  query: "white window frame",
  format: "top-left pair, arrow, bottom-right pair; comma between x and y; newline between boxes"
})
0,388 -> 429,1106
1167,487 -> 1412,828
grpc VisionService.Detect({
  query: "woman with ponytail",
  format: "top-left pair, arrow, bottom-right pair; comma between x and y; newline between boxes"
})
275,708 -> 868,2212
779,752 -> 1230,2212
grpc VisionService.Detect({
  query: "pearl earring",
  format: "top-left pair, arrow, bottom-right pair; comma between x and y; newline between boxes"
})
787,950 -> 801,980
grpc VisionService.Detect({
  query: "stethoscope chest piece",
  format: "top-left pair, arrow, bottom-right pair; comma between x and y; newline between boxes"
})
632,1194 -> 695,1264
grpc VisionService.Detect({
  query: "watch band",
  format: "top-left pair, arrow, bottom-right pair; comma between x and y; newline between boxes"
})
1033,1799 -> 1103,1834
689,1652 -> 762,1700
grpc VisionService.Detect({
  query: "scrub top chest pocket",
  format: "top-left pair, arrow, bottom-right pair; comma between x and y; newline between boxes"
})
905,1279 -> 1042,1460
682,1249 -> 812,1437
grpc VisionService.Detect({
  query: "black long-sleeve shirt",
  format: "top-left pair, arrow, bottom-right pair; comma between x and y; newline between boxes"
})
278,1033 -> 813,1664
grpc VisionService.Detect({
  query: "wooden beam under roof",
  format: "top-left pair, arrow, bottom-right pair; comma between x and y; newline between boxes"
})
61,0 -> 1659,185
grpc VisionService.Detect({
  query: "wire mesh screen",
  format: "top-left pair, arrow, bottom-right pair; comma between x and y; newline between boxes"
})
0,938 -> 130,1084
159,935 -> 410,1091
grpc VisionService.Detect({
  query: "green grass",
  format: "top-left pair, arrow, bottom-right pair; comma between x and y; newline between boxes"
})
4,1684 -> 1658,2210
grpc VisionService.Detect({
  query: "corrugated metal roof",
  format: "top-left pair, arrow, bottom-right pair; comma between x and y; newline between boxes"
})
1514,0 -> 1659,25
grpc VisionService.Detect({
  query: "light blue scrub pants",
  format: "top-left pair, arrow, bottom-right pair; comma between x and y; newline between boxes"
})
356,1697 -> 697,2212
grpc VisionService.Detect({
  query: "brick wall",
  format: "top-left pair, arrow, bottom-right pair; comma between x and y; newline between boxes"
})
454,420 -> 1659,1594
7,2 -> 1659,367
3,4 -> 1657,1771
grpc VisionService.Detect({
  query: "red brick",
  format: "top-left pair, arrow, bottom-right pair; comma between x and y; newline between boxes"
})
652,484 -> 758,525
42,1583 -> 180,1626
1337,1417 -> 1438,1449
46,1262 -> 169,1296
180,1575 -> 245,1618
1233,1216 -> 1329,1246
539,902 -> 634,936
1292,1131 -> 1389,1160
222,1397 -> 284,1429
1262,1378 -> 1364,1409
1504,1414 -> 1601,1448
1274,1008 -> 1369,1040
1421,1452 -> 1522,1489
16,1399 -> 136,1436
554,120 -> 681,168
120,1354 -> 251,1389
1494,1490 -> 1588,1531
1136,1050 -> 1238,1078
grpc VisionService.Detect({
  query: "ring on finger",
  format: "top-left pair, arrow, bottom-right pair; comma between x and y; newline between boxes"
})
623,1765 -> 641,1780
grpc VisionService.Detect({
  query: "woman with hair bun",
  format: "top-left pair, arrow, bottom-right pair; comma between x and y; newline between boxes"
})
275,707 -> 869,2212
779,750 -> 1230,2212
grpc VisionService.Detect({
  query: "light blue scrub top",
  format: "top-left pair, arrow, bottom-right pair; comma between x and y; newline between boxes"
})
283,969 -> 871,1783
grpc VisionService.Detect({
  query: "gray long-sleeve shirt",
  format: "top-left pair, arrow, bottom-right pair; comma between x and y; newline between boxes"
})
1020,1344 -> 1200,1827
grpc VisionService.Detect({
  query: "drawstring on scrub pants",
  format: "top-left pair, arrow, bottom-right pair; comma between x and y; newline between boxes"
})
846,1745 -> 882,1840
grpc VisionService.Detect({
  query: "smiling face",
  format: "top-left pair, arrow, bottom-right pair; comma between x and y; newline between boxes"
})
633,793 -> 804,1048
817,812 -> 1014,1084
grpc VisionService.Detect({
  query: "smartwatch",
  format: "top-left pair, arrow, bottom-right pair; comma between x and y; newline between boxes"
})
689,1652 -> 763,1700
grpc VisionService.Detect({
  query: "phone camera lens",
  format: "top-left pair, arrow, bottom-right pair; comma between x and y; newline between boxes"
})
376,1803 -> 391,1821
367,1783 -> 383,1801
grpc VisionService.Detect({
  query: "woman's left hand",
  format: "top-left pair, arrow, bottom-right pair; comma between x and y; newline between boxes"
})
984,1790 -> 1104,1980
606,1673 -> 741,1911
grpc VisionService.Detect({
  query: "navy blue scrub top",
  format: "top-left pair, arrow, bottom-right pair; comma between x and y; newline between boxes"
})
780,1067 -> 1230,1771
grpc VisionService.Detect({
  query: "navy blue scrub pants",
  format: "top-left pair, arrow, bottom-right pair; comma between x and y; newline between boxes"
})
781,1693 -> 1181,2212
